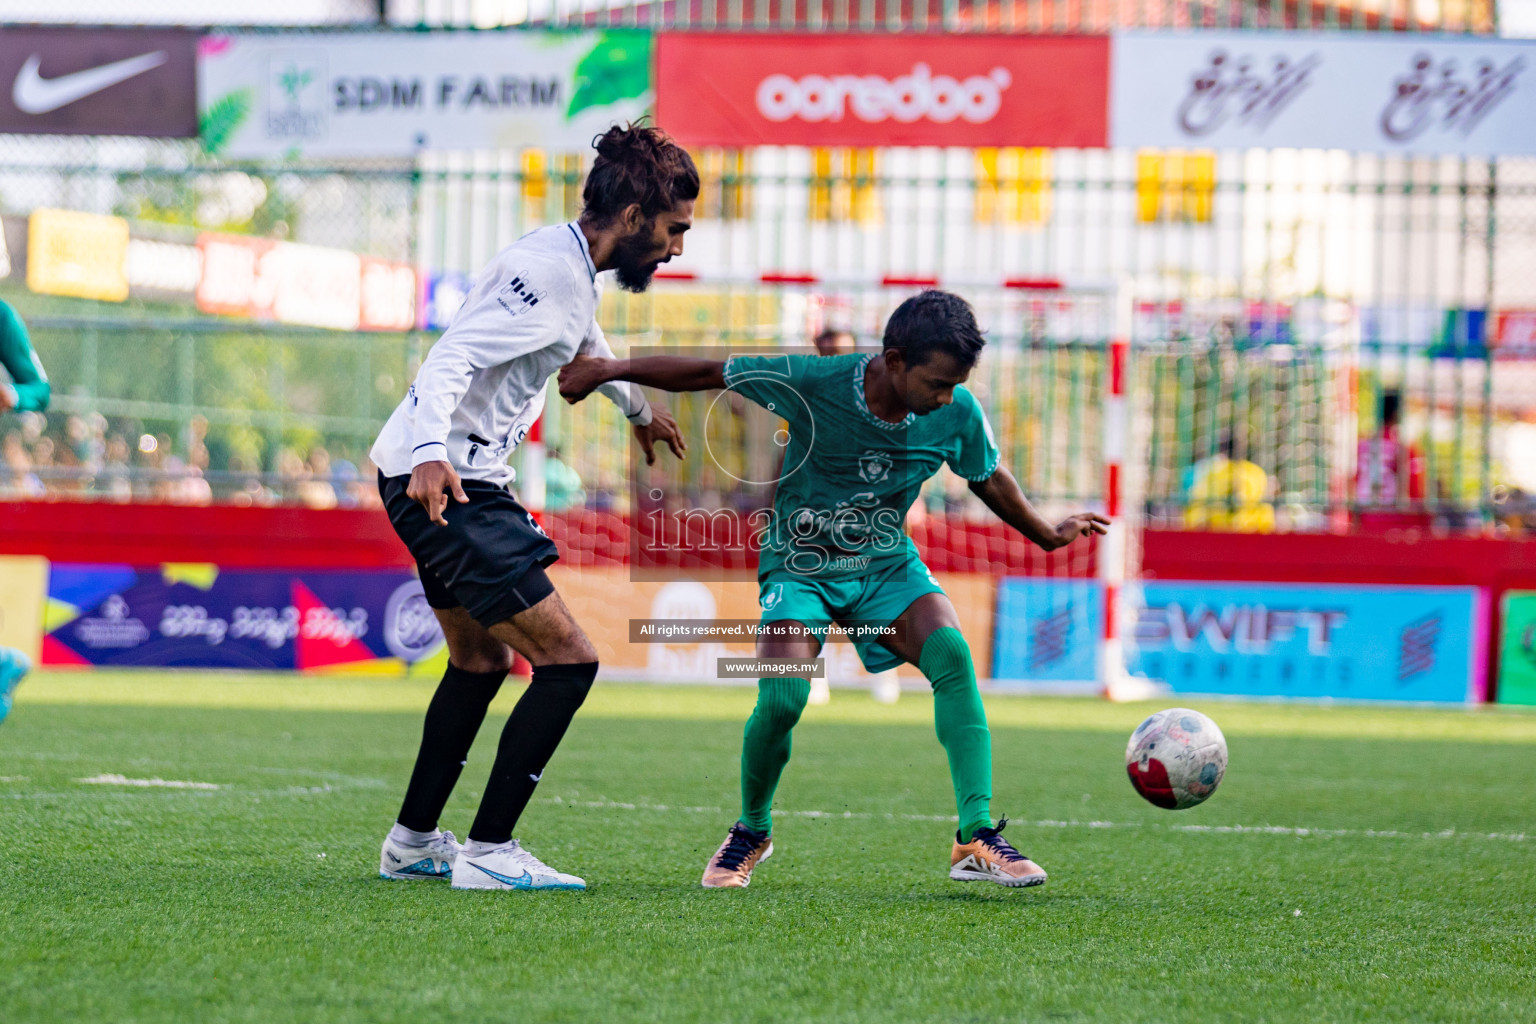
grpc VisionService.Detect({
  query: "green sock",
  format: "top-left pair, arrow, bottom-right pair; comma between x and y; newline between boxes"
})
920,627 -> 993,843
739,677 -> 811,834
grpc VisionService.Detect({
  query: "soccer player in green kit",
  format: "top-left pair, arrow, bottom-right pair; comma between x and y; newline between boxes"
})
0,299 -> 50,725
559,290 -> 1107,888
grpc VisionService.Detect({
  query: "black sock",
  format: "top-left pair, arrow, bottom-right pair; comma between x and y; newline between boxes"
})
395,663 -> 508,833
468,661 -> 598,845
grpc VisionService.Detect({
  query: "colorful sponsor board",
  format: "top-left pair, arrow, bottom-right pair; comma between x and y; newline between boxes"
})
196,233 -> 414,331
1111,31 -> 1536,157
992,578 -> 1102,683
655,33 -> 1109,149
0,27 -> 197,137
0,556 -> 48,663
198,30 -> 651,159
27,209 -> 130,303
1125,581 -> 1483,703
1496,590 -> 1536,705
42,564 -> 444,672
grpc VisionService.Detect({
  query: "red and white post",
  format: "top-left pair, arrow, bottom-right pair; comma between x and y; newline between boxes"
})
1098,332 -> 1129,696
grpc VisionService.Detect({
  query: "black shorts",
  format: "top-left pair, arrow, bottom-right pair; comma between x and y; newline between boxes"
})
379,472 -> 559,629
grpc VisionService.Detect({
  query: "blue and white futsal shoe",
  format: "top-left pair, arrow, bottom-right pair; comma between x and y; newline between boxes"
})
379,829 -> 461,881
0,647 -> 31,726
450,840 -> 586,891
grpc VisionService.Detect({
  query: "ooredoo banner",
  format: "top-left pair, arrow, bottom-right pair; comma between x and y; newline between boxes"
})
42,564 -> 445,672
198,30 -> 651,158
655,33 -> 1109,149
1111,31 -> 1536,157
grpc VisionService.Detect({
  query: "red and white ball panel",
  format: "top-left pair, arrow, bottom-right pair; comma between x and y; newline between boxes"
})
1125,708 -> 1228,810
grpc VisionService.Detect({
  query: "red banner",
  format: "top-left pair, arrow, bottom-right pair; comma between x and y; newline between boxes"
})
656,33 -> 1108,149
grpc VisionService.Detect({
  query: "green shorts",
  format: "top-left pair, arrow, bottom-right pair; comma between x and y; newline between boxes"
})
757,556 -> 945,674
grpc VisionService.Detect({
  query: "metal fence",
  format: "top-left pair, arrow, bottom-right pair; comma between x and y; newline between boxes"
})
0,17 -> 1532,528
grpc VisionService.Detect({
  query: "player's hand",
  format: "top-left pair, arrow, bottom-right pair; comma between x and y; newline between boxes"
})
407,460 -> 468,527
1054,512 -> 1111,548
558,354 -> 612,404
0,384 -> 14,412
633,403 -> 686,465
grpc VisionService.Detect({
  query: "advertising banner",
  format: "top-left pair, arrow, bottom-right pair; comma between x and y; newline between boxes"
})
1126,581 -> 1482,702
198,30 -> 651,158
196,233 -> 415,332
1111,31 -> 1536,157
0,27 -> 197,137
42,564 -> 445,672
27,209 -> 129,303
992,578 -> 1101,684
655,33 -> 1109,149
0,555 -> 48,663
1496,590 -> 1536,705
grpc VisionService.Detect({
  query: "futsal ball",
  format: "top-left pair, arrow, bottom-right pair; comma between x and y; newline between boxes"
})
1125,708 -> 1227,810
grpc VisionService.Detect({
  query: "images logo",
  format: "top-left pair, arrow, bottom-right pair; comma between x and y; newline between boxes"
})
755,63 -> 1013,125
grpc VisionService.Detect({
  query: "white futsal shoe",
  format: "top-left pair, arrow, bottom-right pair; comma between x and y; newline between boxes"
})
450,840 -> 587,891
379,829 -> 461,881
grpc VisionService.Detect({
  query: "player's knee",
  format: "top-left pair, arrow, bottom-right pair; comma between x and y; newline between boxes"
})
451,647 -> 515,675
920,627 -> 974,692
755,676 -> 811,731
530,660 -> 598,707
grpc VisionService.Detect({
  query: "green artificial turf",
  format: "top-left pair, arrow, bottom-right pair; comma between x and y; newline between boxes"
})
2,672 -> 1533,1023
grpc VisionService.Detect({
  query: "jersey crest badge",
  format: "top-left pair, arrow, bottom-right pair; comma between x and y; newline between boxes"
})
858,451 -> 894,483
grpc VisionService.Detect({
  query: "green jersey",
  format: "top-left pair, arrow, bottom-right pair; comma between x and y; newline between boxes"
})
0,300 -> 48,412
722,351 -> 999,582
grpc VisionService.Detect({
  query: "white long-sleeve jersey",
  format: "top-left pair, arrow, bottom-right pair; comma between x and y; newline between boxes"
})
371,222 -> 651,490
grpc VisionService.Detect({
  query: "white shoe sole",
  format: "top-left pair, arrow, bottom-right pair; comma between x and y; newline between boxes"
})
702,840 -> 773,888
449,860 -> 585,891
949,867 -> 1047,887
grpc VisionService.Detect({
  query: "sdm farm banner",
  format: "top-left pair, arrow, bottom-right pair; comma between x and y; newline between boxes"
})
198,30 -> 651,158
42,564 -> 444,672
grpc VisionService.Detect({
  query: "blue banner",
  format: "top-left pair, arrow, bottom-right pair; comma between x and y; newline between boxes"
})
1125,581 -> 1480,703
993,578 -> 1102,682
44,564 -> 444,671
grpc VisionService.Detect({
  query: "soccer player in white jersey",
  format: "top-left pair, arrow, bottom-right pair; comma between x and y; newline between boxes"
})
369,124 -> 695,892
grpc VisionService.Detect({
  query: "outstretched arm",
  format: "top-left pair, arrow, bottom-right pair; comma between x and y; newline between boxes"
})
968,465 -> 1110,551
559,353 -> 725,403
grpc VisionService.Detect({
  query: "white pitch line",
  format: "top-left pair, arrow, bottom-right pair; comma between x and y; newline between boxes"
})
77,773 -> 221,790
546,797 -> 1529,843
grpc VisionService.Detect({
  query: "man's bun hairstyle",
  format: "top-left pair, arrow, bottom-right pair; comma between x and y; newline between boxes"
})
582,122 -> 700,227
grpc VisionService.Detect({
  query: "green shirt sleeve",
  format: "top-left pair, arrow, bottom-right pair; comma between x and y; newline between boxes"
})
0,301 -> 48,412
721,353 -> 815,429
946,387 -> 1000,482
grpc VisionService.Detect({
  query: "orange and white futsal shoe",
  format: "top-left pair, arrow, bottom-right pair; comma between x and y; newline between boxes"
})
949,818 -> 1048,888
701,822 -> 773,888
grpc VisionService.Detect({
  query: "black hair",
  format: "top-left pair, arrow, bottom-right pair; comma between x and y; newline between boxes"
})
881,290 -> 986,369
1381,390 -> 1402,426
581,122 -> 700,228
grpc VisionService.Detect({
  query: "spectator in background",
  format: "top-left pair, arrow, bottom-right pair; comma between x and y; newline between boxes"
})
99,434 -> 132,502
2,430 -> 42,498
298,446 -> 339,510
813,327 -> 856,357
1182,436 -> 1276,533
542,446 -> 587,512
1355,391 -> 1428,532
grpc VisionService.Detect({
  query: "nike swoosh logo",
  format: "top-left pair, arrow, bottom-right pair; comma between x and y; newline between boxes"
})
386,852 -> 401,863
472,863 -> 532,888
13,51 -> 168,115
